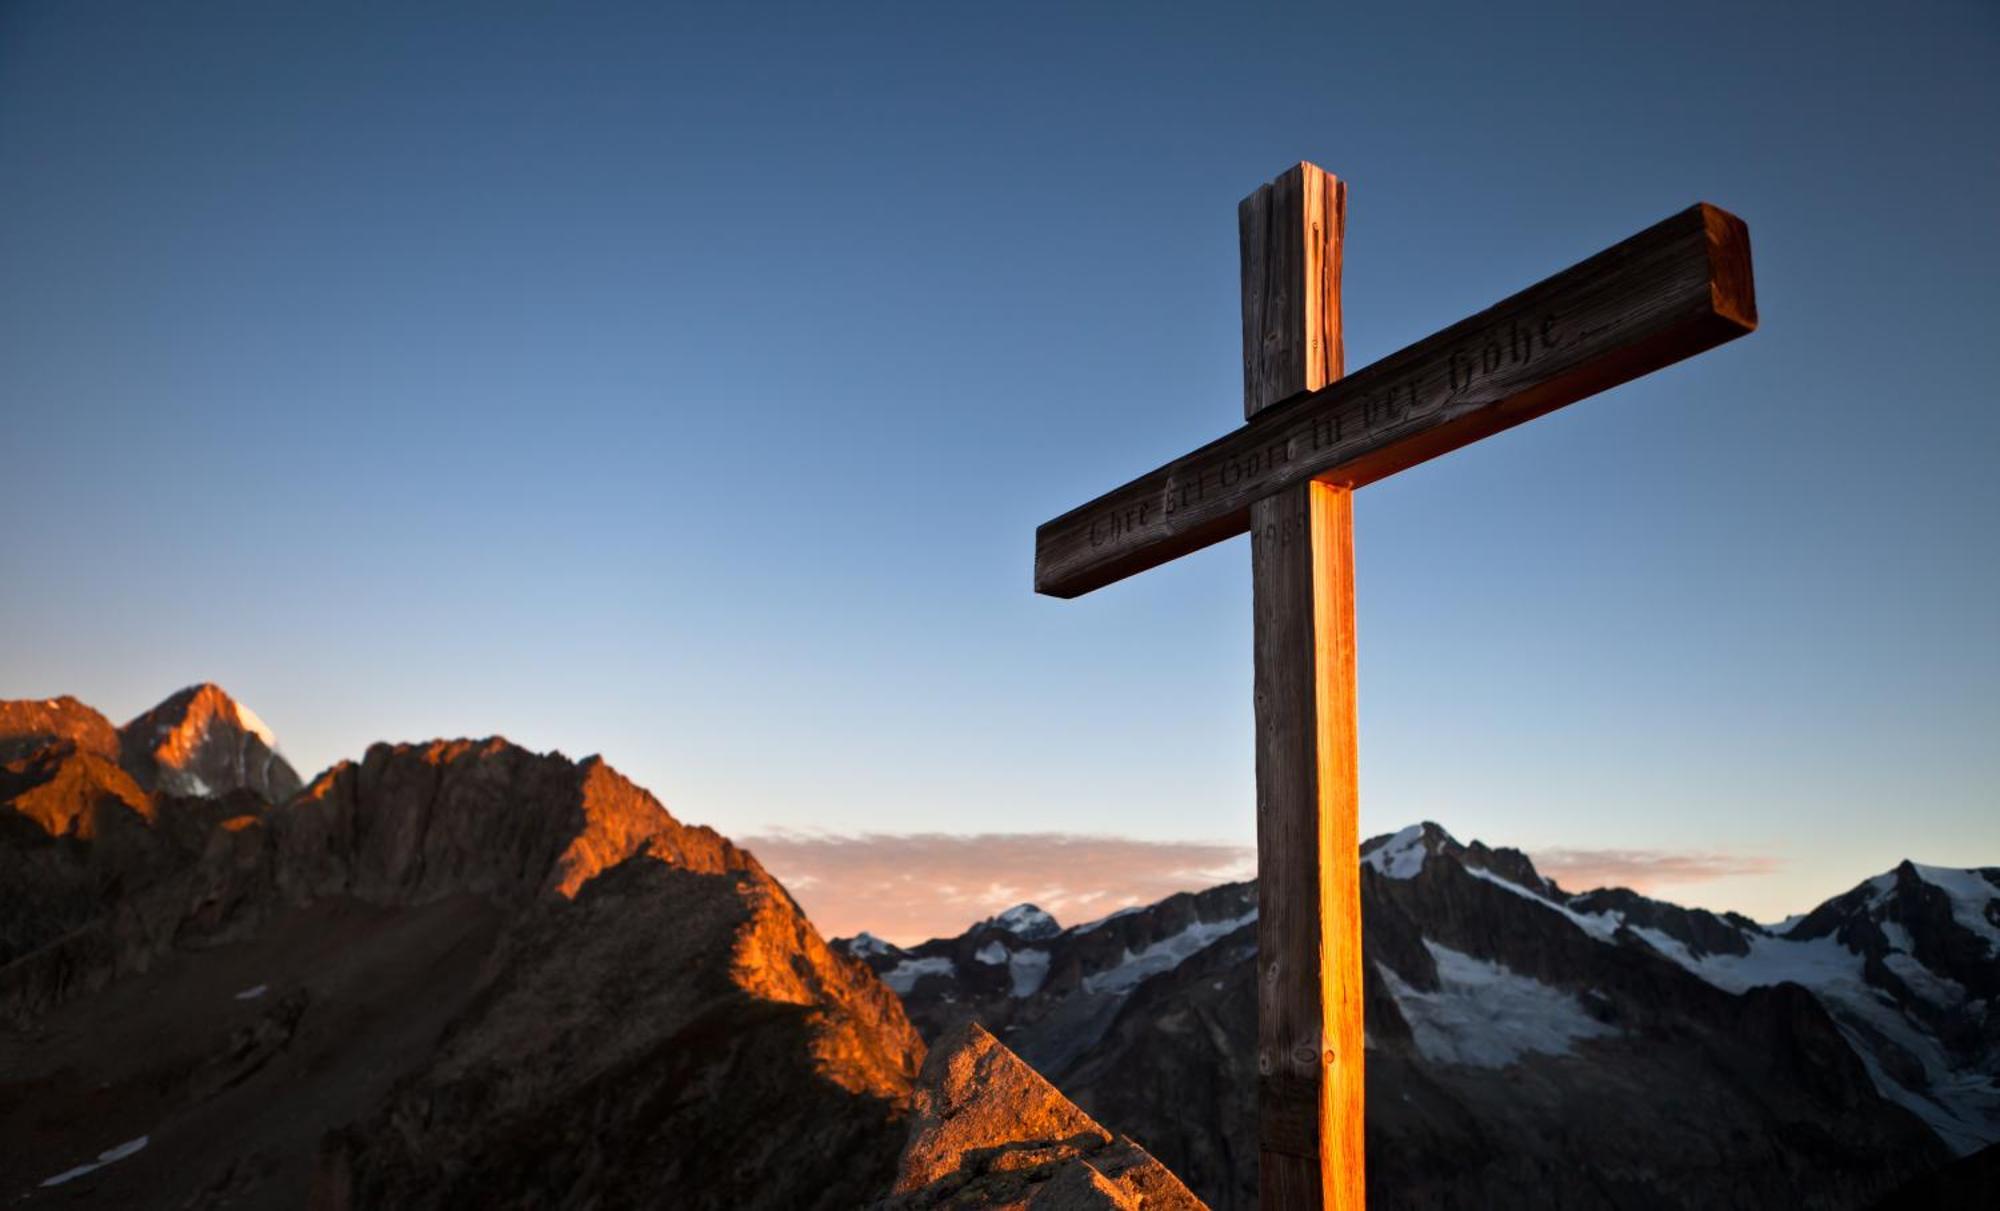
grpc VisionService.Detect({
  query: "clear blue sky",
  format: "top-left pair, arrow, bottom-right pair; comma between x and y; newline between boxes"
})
3,1 -> 1994,927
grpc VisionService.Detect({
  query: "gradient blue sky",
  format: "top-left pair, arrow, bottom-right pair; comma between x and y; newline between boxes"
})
4,2 -> 1994,934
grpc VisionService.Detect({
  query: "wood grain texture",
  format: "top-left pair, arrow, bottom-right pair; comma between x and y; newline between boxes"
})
1253,481 -> 1364,1210
1034,203 -> 1756,598
1240,163 -> 1345,419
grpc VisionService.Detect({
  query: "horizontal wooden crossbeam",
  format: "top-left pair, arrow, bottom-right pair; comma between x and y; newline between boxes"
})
1033,203 -> 1756,599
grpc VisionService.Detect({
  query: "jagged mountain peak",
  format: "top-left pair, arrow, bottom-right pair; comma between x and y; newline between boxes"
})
843,931 -> 899,958
128,682 -> 276,744
1791,859 -> 2000,943
2,722 -> 930,1209
979,902 -> 1060,941
1361,819 -> 1561,902
119,682 -> 300,804
855,821 -> 1998,1202
1361,821 -> 1454,880
278,735 -> 748,907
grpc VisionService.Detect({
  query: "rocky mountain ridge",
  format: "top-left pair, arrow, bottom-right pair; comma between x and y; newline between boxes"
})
5,685 -> 1990,1208
840,821 -> 1999,1208
0,686 -> 940,1208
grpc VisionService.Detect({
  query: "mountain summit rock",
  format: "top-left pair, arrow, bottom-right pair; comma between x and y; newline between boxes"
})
118,682 -> 301,803
0,690 -> 948,1208
877,1021 -> 1204,1210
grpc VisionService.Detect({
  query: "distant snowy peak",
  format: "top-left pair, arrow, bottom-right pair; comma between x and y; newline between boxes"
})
1362,822 -> 1439,879
1626,860 -> 2000,1155
1360,821 -> 1562,901
1432,848 -> 1999,1155
841,931 -> 899,959
982,903 -> 1061,942
854,822 -> 1998,1169
118,683 -> 302,805
1790,860 -> 2000,955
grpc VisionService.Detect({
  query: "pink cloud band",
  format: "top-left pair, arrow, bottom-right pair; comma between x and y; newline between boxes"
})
741,829 -> 1779,945
1529,848 -> 1781,895
740,830 -> 1254,947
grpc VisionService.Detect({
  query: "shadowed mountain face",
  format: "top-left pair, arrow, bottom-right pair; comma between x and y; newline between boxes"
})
0,689 -> 926,1209
841,823 -> 1998,1209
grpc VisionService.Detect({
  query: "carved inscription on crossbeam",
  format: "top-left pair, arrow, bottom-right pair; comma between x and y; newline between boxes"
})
1035,203 -> 1755,599
1138,308 -> 1568,536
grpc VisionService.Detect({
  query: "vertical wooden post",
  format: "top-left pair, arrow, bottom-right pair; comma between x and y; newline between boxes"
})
1252,482 -> 1363,1209
1240,162 -> 1345,419
1245,162 -> 1364,1209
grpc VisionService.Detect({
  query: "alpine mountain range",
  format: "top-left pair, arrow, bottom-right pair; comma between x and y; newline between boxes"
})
2,685 -> 1993,1208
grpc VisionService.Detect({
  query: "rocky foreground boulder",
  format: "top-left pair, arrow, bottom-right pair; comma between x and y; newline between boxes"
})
878,1021 -> 1204,1210
0,689 -> 944,1208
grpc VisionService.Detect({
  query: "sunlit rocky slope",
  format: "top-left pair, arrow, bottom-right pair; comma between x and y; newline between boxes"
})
0,686 -> 937,1208
840,824 -> 2000,1209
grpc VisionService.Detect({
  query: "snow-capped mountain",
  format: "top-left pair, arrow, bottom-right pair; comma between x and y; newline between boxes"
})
117,682 -> 301,803
0,685 -> 305,973
837,881 -> 1258,1075
841,821 -> 1999,1210
983,902 -> 1062,941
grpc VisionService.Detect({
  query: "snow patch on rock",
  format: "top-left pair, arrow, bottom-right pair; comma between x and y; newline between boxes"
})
231,698 -> 279,748
1378,942 -> 1616,1069
1363,824 -> 1428,880
883,956 -> 956,994
1082,909 -> 1257,996
1008,949 -> 1051,998
1883,952 -> 1967,1007
41,1136 -> 149,1187
973,940 -> 1008,966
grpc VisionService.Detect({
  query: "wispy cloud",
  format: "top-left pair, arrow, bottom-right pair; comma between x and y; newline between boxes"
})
742,831 -> 1780,944
740,831 -> 1255,946
1529,848 -> 1781,895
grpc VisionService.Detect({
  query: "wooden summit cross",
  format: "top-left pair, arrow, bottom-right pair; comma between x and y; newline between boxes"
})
1033,164 -> 1757,1209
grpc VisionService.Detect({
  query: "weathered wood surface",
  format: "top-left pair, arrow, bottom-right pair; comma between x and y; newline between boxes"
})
1034,203 -> 1755,598
1241,163 -> 1345,419
1253,480 -> 1365,1210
